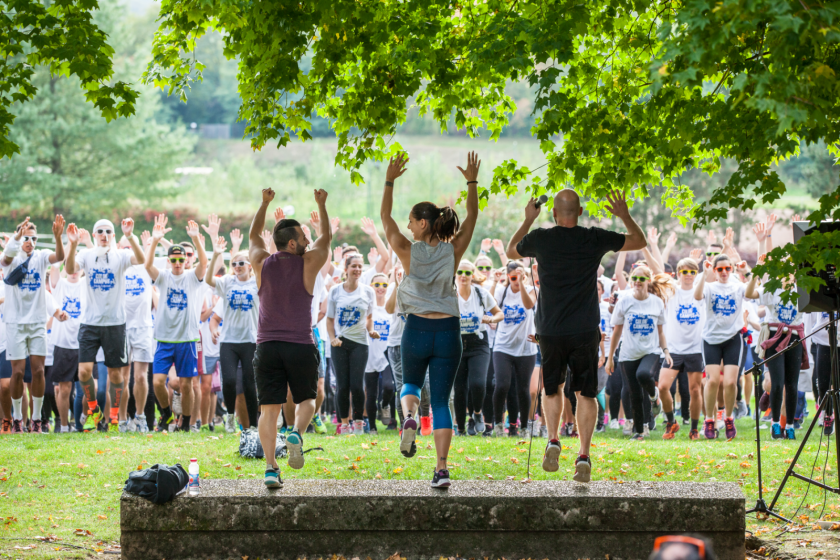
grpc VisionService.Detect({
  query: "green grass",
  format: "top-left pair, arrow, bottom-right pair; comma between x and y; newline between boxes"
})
1,411 -> 838,559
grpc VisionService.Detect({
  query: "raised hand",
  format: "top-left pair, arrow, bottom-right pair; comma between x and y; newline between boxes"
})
310,211 -> 320,231
333,246 -> 343,263
213,236 -> 227,254
330,217 -> 340,235
492,239 -> 505,254
705,230 -> 717,245
66,223 -> 80,244
196,232 -> 206,249
368,247 -> 378,264
52,215 -> 66,238
301,224 -> 313,244
385,153 -> 409,182
313,189 -> 328,206
274,207 -> 285,223
647,226 -> 660,245
756,252 -> 767,266
185,220 -> 200,239
262,188 -> 275,204
604,189 -> 630,219
665,232 -> 677,248
152,214 -> 172,240
753,222 -> 767,242
202,214 -> 221,240
141,230 -> 151,249
79,228 -> 92,247
765,213 -> 777,234
261,229 -> 272,248
722,227 -> 734,249
480,238 -> 492,253
360,216 -> 377,237
121,217 -> 135,237
456,151 -> 481,183
13,216 -> 30,240
689,248 -> 703,262
229,228 -> 243,248
525,197 -> 541,221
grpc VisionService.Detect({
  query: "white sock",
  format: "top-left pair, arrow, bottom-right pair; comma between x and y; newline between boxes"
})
772,421 -> 780,427
60,424 -> 69,433
32,396 -> 43,420
11,398 -> 22,420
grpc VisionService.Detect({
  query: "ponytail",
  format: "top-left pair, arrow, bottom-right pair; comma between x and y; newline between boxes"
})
411,202 -> 460,243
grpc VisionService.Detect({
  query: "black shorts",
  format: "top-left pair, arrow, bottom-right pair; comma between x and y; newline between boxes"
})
253,341 -> 320,405
79,324 -> 128,368
51,346 -> 80,383
666,353 -> 704,374
538,330 -> 600,398
703,333 -> 744,368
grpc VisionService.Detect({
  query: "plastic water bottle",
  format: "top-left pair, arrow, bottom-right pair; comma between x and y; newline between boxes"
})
188,458 -> 200,495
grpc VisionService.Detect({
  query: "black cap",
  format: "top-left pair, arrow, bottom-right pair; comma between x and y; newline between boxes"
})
168,245 -> 185,257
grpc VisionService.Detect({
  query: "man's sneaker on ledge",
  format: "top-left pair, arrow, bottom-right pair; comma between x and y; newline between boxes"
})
287,430 -> 305,469
431,469 -> 451,489
573,455 -> 591,483
264,466 -> 282,489
400,416 -> 418,458
542,440 -> 561,472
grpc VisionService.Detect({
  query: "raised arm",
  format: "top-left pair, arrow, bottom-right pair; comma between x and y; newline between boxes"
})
379,154 -> 412,267
451,151 -> 481,264
249,189 -> 274,287
641,247 -> 664,276
694,261 -> 710,301
614,251 -> 628,291
492,239 -> 509,266
303,189 -> 332,292
64,223 -> 80,274
645,226 -> 664,272
206,236 -> 227,288
605,189 -> 646,252
189,220 -> 208,280
360,217 -> 391,272
507,197 -> 540,260
745,253 -> 765,300
145,214 -> 171,282
660,232 -> 677,265
47,215 -> 66,265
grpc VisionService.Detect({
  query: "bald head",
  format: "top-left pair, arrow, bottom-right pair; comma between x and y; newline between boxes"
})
553,189 -> 582,226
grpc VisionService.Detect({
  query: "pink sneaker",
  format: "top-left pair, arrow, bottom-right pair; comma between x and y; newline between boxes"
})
724,417 -> 737,439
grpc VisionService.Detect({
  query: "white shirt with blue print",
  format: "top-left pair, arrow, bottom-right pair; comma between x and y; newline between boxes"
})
493,284 -> 537,357
214,275 -> 259,344
758,287 -> 803,329
124,262 -> 163,330
365,303 -> 391,373
612,293 -> 666,362
700,280 -> 747,345
458,286 -> 497,340
327,284 -> 375,346
664,286 -> 705,355
76,248 -> 133,326
152,269 -> 204,343
52,278 -> 84,350
0,249 -> 52,325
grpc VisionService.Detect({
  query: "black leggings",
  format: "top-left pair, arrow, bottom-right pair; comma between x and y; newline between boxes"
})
620,354 -> 660,434
220,342 -> 258,427
765,335 -> 802,422
332,338 -> 368,421
454,334 -> 491,432
492,352 -> 536,426
365,364 -> 394,428
814,343 -> 832,409
483,354 -> 496,425
669,367 -> 690,418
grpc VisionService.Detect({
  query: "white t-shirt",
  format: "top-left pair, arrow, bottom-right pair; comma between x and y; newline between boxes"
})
124,264 -> 154,330
215,275 -> 259,344
611,293 -> 666,362
0,249 -> 52,325
52,278 -> 84,350
76,248 -> 133,326
458,286 -> 497,340
204,300 -> 223,358
366,303 -> 391,372
311,272 -> 326,327
700,281 -> 747,345
327,284 -> 375,345
153,270 -> 204,343
664,287 -> 705,355
599,301 -> 612,357
758,288 -> 804,327
806,312 -> 835,347
493,284 -> 537,357
386,284 -> 404,349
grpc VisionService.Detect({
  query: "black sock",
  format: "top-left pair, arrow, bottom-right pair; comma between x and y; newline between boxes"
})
161,406 -> 172,421
691,419 -> 699,431
181,415 -> 191,429
666,411 -> 675,424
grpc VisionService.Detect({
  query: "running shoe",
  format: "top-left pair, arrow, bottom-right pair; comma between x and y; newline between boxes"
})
649,387 -> 661,418
400,416 -> 418,458
353,419 -> 365,436
771,423 -> 783,439
157,411 -> 175,433
493,422 -> 505,437
703,419 -> 718,440
1,419 -> 10,434
171,391 -> 182,415
542,440 -> 561,472
190,423 -> 200,433
642,425 -> 650,438
264,466 -> 282,489
573,455 -> 591,483
630,432 -> 645,441
648,415 -> 657,432
622,419 -> 634,436
793,419 -> 802,430
682,417 -> 690,425
119,420 -> 131,433
84,406 -> 104,432
785,426 -> 796,440
508,425 -> 519,438
420,416 -> 433,436
734,400 -> 748,420
715,409 -> 724,432
688,429 -> 700,441
723,417 -> 737,439
759,392 -> 770,412
194,419 -> 202,431
224,413 -> 236,434
279,426 -> 289,436
484,424 -> 494,437
662,422 -> 680,440
11,419 -> 23,433
109,419 -> 119,432
431,469 -> 451,489
135,415 -> 149,433
286,430 -> 304,469
310,414 -> 327,435
31,420 -> 44,434
467,417 -> 477,436
608,418 -> 620,430
825,414 -> 834,436
473,413 -> 485,435
595,421 -> 606,434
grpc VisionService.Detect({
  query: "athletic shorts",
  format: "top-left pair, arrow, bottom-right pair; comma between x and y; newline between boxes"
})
78,323 -> 128,368
51,346 -> 80,383
153,341 -> 198,378
666,353 -> 704,374
0,352 -> 32,382
538,330 -> 600,398
5,323 -> 46,360
204,355 -> 220,376
703,333 -> 744,368
126,327 -> 154,364
253,340 -> 320,405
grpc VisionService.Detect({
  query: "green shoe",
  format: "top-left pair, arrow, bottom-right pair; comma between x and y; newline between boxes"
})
311,414 -> 327,434
84,406 -> 103,432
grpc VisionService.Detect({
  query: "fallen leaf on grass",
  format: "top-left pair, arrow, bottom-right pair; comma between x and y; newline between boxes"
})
74,529 -> 92,536
393,468 -> 403,474
97,515 -> 107,520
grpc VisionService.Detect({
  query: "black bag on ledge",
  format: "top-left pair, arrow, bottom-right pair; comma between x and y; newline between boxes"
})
124,463 -> 188,504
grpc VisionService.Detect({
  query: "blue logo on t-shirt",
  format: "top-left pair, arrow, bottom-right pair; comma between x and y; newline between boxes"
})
166,289 -> 188,311
62,297 -> 81,319
338,307 -> 361,327
460,313 -> 480,333
374,320 -> 390,341
90,268 -> 116,291
19,270 -> 41,292
628,314 -> 655,336
778,303 -> 798,325
125,274 -> 145,296
503,305 -> 526,325
228,289 -> 254,311
711,294 -> 737,317
676,304 -> 700,325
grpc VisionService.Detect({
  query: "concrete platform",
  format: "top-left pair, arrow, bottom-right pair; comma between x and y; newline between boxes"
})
121,479 -> 745,560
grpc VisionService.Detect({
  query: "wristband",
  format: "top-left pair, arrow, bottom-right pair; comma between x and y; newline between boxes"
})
3,237 -> 19,258
384,180 -> 394,187
466,180 -> 478,184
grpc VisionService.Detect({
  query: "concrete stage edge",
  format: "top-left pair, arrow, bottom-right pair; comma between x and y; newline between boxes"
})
121,479 -> 745,560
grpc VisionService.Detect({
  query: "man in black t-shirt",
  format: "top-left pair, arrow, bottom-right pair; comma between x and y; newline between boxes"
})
507,188 -> 646,482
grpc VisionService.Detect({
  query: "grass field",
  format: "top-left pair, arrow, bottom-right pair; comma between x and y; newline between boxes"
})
2,409 -> 840,559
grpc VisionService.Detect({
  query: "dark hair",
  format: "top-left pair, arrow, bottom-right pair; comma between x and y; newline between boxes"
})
411,202 -> 460,242
179,241 -> 194,251
273,219 -> 301,249
506,261 -> 524,273
712,253 -> 731,268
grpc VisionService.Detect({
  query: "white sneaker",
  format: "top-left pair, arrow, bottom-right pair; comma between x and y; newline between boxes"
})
622,419 -> 634,436
171,391 -> 182,415
135,415 -> 149,433
353,420 -> 365,436
118,420 -> 131,433
493,422 -> 505,437
609,419 -> 620,430
643,425 -> 650,438
224,413 -> 236,433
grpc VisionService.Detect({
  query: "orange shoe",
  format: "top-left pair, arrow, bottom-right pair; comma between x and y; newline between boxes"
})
1,418 -> 10,434
662,422 -> 680,440
420,416 -> 432,436
688,428 -> 700,441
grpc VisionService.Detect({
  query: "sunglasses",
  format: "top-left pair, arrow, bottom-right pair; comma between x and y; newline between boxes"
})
372,282 -> 389,288
185,252 -> 194,258
22,235 -> 38,242
456,270 -> 473,276
715,266 -> 732,273
630,276 -> 649,282
169,257 -> 185,264
678,269 -> 697,276
231,261 -> 248,267
95,229 -> 113,235
706,251 -> 720,257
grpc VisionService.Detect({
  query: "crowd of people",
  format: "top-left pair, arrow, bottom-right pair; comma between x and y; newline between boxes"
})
0,151 -> 829,488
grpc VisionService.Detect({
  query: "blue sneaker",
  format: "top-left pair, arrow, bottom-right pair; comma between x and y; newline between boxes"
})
786,426 -> 796,440
279,426 -> 289,435
264,467 -> 282,488
286,430 -> 304,469
771,423 -> 784,439
431,469 -> 451,488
